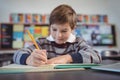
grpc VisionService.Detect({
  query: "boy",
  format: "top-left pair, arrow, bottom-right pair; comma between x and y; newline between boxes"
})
13,4 -> 101,66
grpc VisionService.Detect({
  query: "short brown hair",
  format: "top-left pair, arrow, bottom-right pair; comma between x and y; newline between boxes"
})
49,4 -> 77,29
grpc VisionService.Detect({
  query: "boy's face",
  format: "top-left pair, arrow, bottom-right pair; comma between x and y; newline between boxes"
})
50,23 -> 73,44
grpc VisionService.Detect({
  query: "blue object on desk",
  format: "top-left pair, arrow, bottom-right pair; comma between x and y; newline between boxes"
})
54,64 -> 100,69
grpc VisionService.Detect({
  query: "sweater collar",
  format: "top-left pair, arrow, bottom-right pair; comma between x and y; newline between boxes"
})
46,33 -> 76,43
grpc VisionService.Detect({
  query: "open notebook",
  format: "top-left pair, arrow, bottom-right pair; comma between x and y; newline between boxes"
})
0,63 -> 99,73
91,62 -> 120,73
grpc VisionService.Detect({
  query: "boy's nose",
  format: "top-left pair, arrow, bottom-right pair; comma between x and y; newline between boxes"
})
56,32 -> 62,37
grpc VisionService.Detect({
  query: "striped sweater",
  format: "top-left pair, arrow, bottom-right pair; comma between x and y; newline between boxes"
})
13,36 -> 102,65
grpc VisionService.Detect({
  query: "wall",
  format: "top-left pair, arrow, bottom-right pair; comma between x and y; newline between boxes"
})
0,0 -> 120,52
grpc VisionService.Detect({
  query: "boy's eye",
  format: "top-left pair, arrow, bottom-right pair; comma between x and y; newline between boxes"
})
52,28 -> 68,33
61,30 -> 67,33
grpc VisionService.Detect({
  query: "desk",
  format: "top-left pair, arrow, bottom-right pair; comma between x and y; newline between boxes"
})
0,60 -> 120,80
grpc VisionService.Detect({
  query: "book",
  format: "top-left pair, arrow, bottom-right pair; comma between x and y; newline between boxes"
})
1,24 -> 13,49
12,40 -> 23,49
18,13 -> 24,23
32,14 -> 40,23
10,14 -> 19,23
41,26 -> 49,37
34,26 -> 42,38
12,24 -> 24,48
0,63 -> 100,74
25,14 -> 32,23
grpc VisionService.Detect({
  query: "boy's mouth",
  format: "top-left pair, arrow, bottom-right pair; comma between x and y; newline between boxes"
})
57,38 -> 64,41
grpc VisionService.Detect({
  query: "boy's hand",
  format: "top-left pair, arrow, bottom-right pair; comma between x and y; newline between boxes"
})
47,54 -> 73,64
26,49 -> 47,67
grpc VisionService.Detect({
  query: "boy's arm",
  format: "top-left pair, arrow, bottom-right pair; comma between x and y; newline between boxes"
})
47,54 -> 73,64
13,49 -> 30,65
13,45 -> 36,65
76,40 -> 102,64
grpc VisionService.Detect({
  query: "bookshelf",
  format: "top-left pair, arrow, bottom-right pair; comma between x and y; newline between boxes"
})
0,23 -> 116,50
0,23 -> 49,51
0,14 -> 117,51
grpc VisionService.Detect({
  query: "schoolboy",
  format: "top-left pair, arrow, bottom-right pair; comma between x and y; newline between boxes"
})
13,4 -> 101,66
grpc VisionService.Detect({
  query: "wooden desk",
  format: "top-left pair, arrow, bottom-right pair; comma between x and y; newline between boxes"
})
0,60 -> 119,80
0,69 -> 119,80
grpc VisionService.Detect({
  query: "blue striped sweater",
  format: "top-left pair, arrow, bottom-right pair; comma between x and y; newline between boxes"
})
13,36 -> 102,65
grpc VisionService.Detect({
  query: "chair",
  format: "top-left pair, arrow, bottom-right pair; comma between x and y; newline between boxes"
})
101,50 -> 120,60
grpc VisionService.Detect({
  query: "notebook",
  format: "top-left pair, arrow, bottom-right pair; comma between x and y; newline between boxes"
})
0,63 -> 99,74
91,62 -> 120,73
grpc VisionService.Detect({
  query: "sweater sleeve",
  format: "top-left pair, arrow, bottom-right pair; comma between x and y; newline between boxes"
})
13,38 -> 46,65
70,53 -> 83,63
77,40 -> 102,64
70,37 -> 102,64
13,45 -> 35,65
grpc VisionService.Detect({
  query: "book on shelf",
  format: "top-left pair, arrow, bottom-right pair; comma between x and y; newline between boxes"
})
12,24 -> 24,48
10,13 -> 18,23
25,14 -> 32,23
32,14 -> 40,23
0,24 -> 13,49
18,13 -> 24,23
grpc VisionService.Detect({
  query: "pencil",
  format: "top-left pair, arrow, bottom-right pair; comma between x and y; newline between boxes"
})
27,30 -> 40,50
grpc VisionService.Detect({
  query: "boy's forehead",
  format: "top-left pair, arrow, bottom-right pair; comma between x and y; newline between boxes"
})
51,23 -> 70,28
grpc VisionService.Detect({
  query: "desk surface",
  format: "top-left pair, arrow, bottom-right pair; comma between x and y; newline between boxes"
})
0,60 -> 120,80
0,69 -> 119,80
